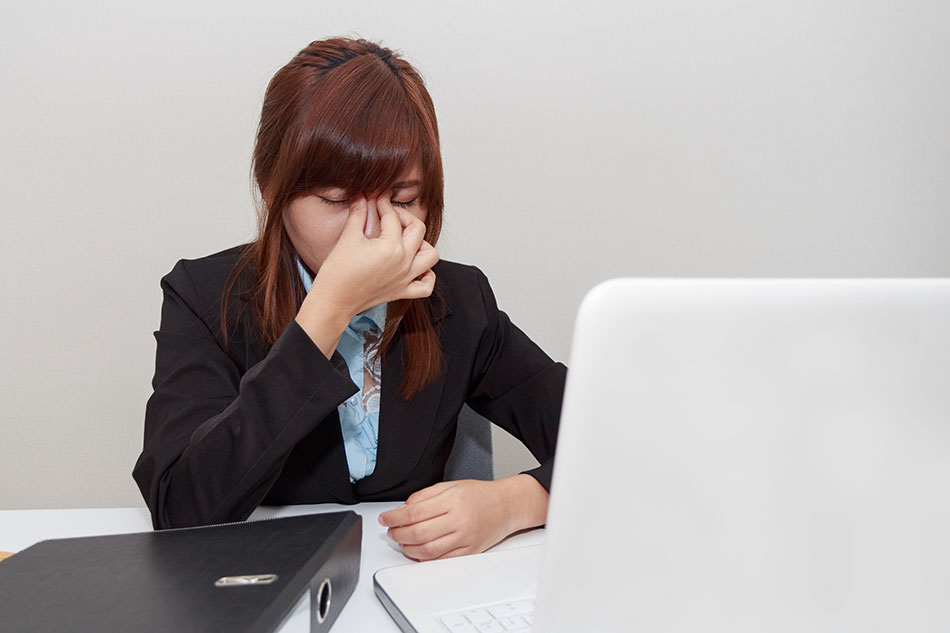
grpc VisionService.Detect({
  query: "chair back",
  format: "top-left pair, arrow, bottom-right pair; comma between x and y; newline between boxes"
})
444,405 -> 494,481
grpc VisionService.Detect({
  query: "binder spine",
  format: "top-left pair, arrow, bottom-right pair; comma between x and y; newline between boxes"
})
308,519 -> 362,632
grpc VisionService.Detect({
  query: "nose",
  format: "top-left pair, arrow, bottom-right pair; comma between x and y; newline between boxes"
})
364,197 -> 381,238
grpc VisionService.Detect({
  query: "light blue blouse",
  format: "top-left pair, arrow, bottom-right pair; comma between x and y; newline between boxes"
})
297,258 -> 385,483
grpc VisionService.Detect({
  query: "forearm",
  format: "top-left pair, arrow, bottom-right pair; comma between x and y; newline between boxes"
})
157,420 -> 290,528
135,321 -> 357,529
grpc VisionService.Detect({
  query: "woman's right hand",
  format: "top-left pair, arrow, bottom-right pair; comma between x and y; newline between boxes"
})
294,192 -> 439,358
317,192 -> 439,313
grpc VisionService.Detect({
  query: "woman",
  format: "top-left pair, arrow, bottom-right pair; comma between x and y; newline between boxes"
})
133,37 -> 566,561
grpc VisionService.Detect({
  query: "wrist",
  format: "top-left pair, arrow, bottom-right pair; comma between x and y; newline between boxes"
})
497,474 -> 549,533
308,274 -> 359,319
295,286 -> 353,359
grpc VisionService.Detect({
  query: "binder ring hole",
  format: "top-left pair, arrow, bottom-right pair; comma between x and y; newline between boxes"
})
316,577 -> 331,623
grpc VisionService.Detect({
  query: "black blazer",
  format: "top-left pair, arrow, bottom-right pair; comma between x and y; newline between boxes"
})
133,246 -> 566,529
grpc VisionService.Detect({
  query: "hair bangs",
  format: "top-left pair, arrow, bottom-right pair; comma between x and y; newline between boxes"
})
293,55 -> 433,201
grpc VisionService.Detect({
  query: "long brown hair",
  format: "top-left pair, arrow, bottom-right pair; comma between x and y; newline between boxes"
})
222,37 -> 444,398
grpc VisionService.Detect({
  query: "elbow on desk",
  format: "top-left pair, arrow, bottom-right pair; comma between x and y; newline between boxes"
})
132,455 -> 248,531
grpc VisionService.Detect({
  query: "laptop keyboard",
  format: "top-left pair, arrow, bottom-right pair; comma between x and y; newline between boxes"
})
439,600 -> 535,632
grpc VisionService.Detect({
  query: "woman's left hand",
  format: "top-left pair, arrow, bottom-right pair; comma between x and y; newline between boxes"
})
378,475 -> 549,561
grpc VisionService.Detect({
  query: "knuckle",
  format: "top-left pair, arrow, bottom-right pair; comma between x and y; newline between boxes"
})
413,284 -> 434,299
409,525 -> 427,543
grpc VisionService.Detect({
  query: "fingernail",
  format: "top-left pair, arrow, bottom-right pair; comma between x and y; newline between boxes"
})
378,515 -> 386,526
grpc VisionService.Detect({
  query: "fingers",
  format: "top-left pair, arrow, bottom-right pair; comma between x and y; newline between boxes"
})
393,203 -> 414,228
400,533 -> 469,562
408,241 -> 440,280
382,480 -> 516,561
370,193 -> 436,299
387,512 -> 455,546
397,208 -> 427,254
379,494 -> 448,528
344,195 -> 368,235
380,488 -> 460,561
332,191 -> 435,304
364,197 -> 380,238
376,193 -> 426,250
405,269 -> 436,299
376,193 -> 403,239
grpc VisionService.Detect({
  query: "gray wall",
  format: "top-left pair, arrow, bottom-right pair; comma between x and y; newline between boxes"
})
2,1 -> 948,509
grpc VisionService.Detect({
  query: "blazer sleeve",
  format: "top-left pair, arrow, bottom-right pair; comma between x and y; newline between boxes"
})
465,268 -> 567,490
132,261 -> 358,529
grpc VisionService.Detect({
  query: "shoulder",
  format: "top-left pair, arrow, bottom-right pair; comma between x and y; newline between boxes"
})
161,244 -> 252,320
164,244 -> 249,289
432,259 -> 496,310
430,259 -> 501,339
165,244 -> 249,288
432,259 -> 487,291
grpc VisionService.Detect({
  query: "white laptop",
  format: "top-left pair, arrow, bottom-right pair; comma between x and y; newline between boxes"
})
375,279 -> 950,633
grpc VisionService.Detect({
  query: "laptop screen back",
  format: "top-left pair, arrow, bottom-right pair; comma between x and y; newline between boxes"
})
536,279 -> 950,632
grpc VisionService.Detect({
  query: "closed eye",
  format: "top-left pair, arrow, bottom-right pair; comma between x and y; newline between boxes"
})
318,196 -> 417,208
392,198 -> 417,208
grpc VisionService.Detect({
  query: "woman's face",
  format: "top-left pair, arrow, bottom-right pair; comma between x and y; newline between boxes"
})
284,164 -> 428,275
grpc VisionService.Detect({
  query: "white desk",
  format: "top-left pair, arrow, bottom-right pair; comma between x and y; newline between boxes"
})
0,504 -> 546,632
